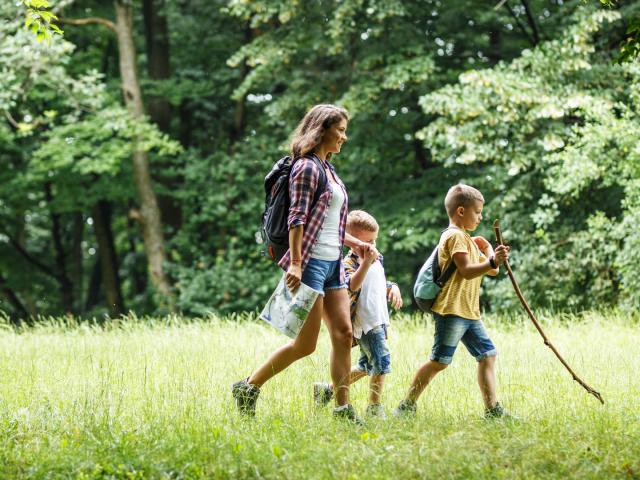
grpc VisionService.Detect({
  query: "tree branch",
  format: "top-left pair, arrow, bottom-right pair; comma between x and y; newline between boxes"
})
520,0 -> 541,44
504,2 -> 537,47
129,208 -> 143,224
3,111 -> 19,129
493,0 -> 508,9
0,273 -> 29,322
493,220 -> 604,405
6,235 -> 58,279
57,17 -> 116,32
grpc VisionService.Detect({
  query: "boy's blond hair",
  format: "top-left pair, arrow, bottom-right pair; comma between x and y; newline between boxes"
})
347,210 -> 379,233
444,184 -> 484,217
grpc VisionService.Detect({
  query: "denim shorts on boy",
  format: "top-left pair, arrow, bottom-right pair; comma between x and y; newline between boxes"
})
356,324 -> 391,376
301,257 -> 346,294
430,313 -> 497,365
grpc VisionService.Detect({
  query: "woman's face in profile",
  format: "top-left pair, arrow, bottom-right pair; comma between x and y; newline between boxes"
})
321,118 -> 348,155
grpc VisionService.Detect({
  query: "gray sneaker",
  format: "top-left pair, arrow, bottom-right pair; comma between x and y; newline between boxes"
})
365,403 -> 387,419
393,399 -> 417,418
333,404 -> 364,425
484,402 -> 512,419
313,382 -> 334,408
232,378 -> 260,417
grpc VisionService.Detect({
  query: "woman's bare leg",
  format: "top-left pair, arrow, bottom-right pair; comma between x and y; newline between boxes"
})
247,295 -> 323,387
322,288 -> 352,406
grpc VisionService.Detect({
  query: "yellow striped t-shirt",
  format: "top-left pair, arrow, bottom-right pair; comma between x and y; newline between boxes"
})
431,227 -> 484,320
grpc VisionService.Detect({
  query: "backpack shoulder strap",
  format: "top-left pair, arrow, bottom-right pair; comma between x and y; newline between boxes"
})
435,227 -> 458,287
436,256 -> 457,287
295,154 -> 327,206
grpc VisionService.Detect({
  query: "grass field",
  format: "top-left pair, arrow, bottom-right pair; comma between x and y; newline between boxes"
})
0,311 -> 638,479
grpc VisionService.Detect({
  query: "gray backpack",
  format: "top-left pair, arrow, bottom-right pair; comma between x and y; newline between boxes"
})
413,241 -> 457,313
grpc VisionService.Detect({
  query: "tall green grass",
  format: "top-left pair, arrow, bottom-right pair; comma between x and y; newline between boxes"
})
0,312 -> 637,479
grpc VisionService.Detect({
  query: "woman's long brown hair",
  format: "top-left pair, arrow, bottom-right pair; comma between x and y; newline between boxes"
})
290,104 -> 349,161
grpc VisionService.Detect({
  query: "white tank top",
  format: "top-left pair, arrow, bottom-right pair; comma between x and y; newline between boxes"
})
311,183 -> 344,261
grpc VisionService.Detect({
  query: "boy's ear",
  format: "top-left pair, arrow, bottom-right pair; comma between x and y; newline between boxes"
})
456,206 -> 465,217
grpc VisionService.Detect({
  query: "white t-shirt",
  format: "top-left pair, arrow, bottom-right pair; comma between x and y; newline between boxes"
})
311,183 -> 344,261
352,260 -> 390,339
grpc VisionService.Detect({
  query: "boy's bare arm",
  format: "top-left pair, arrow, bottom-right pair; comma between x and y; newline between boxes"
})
453,244 -> 509,280
348,246 -> 379,292
473,236 -> 499,276
387,283 -> 403,309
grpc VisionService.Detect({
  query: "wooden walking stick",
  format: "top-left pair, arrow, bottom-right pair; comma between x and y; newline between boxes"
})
493,220 -> 604,404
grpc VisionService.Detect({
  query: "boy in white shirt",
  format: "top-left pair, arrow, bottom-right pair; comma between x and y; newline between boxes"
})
313,210 -> 402,418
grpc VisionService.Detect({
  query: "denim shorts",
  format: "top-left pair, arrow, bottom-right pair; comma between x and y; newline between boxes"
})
300,257 -> 346,295
430,313 -> 497,365
356,325 -> 391,376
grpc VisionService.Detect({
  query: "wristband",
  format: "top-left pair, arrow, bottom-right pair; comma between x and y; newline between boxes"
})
291,259 -> 302,265
489,256 -> 497,269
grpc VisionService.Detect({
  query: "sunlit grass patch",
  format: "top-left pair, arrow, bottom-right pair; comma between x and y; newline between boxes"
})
0,312 -> 638,479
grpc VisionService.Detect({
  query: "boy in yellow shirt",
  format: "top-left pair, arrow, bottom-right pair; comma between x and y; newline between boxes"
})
395,184 -> 511,418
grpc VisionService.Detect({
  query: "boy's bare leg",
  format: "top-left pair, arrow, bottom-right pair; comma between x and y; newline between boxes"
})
477,355 -> 497,409
322,288 -> 353,407
328,367 -> 366,392
405,360 -> 448,403
369,374 -> 385,405
348,368 -> 367,385
248,296 -> 323,387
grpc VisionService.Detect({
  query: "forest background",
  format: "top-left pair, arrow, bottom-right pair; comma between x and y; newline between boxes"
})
1,0 -> 639,321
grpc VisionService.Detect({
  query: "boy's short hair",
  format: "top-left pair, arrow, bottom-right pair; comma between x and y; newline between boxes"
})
347,210 -> 379,233
444,184 -> 485,217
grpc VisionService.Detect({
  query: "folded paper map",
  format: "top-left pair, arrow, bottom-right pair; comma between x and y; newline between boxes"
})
260,276 -> 322,338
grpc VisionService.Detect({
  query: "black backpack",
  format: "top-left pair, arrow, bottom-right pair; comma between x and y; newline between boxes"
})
260,154 -> 327,263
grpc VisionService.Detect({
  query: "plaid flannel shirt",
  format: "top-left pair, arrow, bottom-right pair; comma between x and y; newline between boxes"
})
343,250 -> 397,323
278,155 -> 349,284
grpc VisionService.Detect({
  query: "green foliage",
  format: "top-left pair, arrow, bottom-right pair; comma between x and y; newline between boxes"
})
419,7 -> 640,311
2,0 -> 639,318
169,141 -> 280,316
0,8 -> 180,315
590,0 -> 640,62
19,0 -> 63,43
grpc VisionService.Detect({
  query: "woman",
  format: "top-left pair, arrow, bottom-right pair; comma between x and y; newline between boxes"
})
233,104 -> 367,422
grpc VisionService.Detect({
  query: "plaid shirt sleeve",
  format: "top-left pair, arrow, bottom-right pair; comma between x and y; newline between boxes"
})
287,158 -> 320,229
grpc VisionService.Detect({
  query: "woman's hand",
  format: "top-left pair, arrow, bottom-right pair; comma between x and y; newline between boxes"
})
387,284 -> 403,310
286,263 -> 302,291
352,241 -> 367,259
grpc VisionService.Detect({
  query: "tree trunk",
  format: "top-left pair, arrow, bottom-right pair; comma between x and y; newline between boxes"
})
487,26 -> 501,66
114,0 -> 174,309
127,200 -> 148,296
71,212 -> 84,312
178,99 -> 192,148
142,0 -> 171,132
142,0 -> 182,234
85,257 -> 102,312
45,184 -> 75,314
92,200 -> 125,316
229,23 -> 252,146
